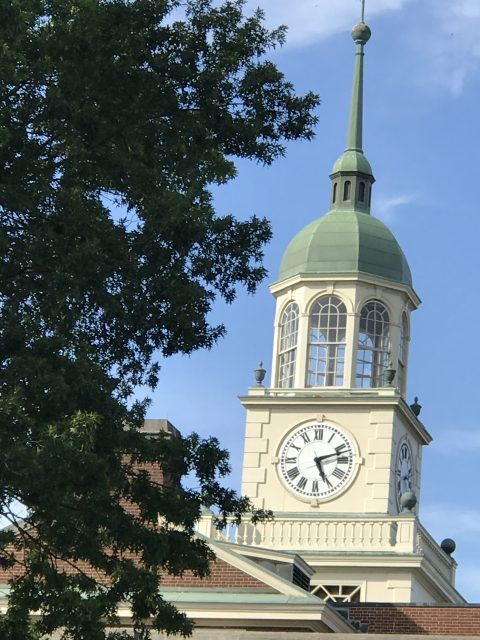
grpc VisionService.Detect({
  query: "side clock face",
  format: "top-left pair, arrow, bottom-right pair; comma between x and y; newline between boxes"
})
278,422 -> 357,501
396,440 -> 414,506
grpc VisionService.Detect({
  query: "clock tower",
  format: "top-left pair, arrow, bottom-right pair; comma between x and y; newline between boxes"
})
238,15 -> 464,605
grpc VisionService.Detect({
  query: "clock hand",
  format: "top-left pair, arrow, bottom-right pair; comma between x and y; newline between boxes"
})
315,453 -> 339,462
313,456 -> 324,476
313,457 -> 332,488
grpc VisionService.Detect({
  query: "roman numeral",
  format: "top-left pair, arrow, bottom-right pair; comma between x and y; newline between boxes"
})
301,432 -> 310,444
312,480 -> 319,493
297,476 -> 307,490
285,457 -> 297,464
332,468 -> 345,480
287,467 -> 300,480
335,444 -> 347,454
328,433 -> 335,443
290,444 -> 301,451
314,428 -> 323,440
337,456 -> 349,464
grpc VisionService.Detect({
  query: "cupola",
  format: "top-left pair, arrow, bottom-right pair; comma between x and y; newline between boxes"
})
278,18 -> 411,288
270,11 -> 419,395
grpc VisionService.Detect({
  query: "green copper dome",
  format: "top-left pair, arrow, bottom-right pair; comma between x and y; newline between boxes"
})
277,17 -> 412,289
278,210 -> 412,286
332,150 -> 372,176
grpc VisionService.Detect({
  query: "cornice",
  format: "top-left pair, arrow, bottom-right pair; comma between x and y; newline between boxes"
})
239,391 -> 432,445
269,272 -> 421,308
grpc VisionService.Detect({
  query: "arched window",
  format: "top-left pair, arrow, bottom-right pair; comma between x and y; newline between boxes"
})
343,181 -> 351,201
332,182 -> 338,204
307,295 -> 347,387
277,302 -> 299,388
356,300 -> 390,388
397,313 -> 409,393
358,182 -> 366,203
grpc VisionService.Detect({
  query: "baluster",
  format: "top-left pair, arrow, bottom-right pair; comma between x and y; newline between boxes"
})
332,522 -> 338,547
236,522 -> 243,545
358,521 -> 365,547
269,521 -> 276,546
320,521 -> 327,546
257,522 -> 265,546
367,522 -> 374,546
287,521 -> 293,546
348,522 -> 355,545
295,521 -> 301,546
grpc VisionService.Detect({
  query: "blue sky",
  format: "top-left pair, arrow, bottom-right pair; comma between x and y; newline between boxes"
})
147,0 -> 480,601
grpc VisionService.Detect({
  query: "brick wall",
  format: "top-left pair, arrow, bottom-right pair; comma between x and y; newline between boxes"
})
161,558 -> 270,590
347,604 -> 480,635
0,548 -> 269,591
0,422 -> 273,593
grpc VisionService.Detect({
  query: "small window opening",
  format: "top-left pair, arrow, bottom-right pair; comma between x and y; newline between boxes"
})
277,302 -> 299,388
311,584 -> 362,603
332,182 -> 337,204
368,186 -> 372,207
307,295 -> 347,388
343,181 -> 351,201
358,182 -> 366,203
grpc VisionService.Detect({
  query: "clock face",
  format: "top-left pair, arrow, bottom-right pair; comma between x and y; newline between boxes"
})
396,440 -> 414,507
278,422 -> 357,501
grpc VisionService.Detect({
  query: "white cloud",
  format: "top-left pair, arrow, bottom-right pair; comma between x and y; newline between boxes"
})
422,504 -> 480,536
421,503 -> 480,601
409,0 -> 480,94
455,565 -> 480,602
246,0 -> 411,47
243,0 -> 480,94
374,192 -> 415,223
433,428 -> 480,453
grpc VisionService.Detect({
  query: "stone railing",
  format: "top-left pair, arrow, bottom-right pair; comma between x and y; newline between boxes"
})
416,521 -> 456,584
196,511 -> 455,583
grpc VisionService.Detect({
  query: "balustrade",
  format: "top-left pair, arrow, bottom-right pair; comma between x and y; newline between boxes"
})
196,512 -> 454,583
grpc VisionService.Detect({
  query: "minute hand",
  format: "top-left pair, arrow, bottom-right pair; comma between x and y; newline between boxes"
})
315,453 -> 340,462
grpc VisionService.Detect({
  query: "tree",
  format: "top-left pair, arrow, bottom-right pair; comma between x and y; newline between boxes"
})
0,0 -> 319,638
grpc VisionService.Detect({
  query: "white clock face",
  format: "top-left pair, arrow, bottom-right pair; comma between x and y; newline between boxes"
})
279,422 -> 357,500
396,440 -> 414,507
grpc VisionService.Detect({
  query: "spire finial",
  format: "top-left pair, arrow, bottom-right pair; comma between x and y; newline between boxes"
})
346,16 -> 371,153
328,3 -> 375,214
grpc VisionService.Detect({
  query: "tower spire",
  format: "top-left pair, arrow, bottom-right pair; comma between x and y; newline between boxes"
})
329,7 -> 374,214
346,9 -> 370,152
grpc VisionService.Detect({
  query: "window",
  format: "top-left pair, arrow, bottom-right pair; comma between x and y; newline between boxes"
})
332,182 -> 337,204
343,180 -> 351,201
311,584 -> 361,603
397,313 -> 408,393
307,295 -> 347,387
358,181 -> 366,202
277,302 -> 299,388
356,300 -> 390,388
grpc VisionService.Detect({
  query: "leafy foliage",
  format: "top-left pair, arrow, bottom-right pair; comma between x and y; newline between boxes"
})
0,0 -> 319,637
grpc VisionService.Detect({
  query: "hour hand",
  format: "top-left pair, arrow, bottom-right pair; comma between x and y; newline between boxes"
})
313,456 -> 323,473
314,457 -> 332,487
